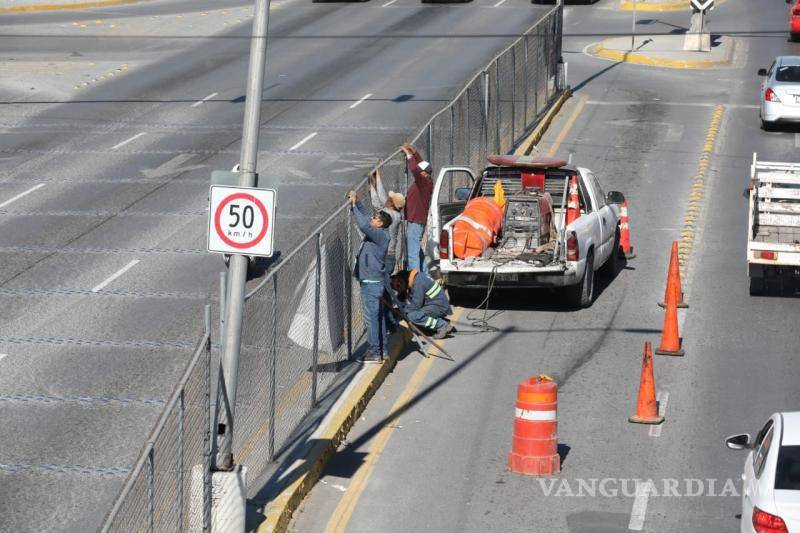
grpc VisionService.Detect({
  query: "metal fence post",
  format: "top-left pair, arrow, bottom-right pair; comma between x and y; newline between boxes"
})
345,220 -> 352,359
494,63 -> 501,154
535,24 -> 541,116
176,389 -> 185,533
449,106 -> 455,166
482,70 -> 489,158
203,306 -> 212,533
219,271 -> 226,354
147,445 -> 155,533
311,233 -> 322,407
427,123 -> 433,165
465,97 -> 471,168
511,45 -> 516,138
268,274 -> 277,461
523,34 -> 529,129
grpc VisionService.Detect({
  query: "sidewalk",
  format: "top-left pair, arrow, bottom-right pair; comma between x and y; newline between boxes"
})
587,34 -> 735,69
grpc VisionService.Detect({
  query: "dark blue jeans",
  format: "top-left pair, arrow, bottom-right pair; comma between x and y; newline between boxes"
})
360,280 -> 388,356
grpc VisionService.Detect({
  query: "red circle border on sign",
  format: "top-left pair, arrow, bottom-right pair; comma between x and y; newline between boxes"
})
214,192 -> 269,250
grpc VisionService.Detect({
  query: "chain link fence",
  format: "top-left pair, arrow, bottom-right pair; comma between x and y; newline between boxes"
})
101,4 -> 563,530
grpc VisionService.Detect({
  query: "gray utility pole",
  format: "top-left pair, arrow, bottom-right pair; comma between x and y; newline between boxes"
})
216,0 -> 271,471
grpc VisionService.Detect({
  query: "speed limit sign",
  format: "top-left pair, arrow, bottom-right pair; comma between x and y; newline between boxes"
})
207,185 -> 276,257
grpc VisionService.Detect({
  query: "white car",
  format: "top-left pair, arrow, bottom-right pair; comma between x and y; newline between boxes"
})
759,56 -> 800,130
726,412 -> 800,533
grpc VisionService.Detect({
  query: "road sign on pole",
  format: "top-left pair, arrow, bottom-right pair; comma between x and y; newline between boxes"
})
207,185 -> 276,257
690,0 -> 713,11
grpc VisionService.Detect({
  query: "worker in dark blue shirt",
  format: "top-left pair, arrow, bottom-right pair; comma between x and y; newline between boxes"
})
349,190 -> 392,364
390,269 -> 453,339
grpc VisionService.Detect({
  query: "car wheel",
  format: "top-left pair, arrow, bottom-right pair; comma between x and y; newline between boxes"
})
761,119 -> 774,131
567,250 -> 595,308
749,277 -> 764,296
791,32 -> 800,42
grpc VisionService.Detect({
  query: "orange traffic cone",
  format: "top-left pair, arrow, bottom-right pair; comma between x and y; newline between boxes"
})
629,342 -> 664,425
655,283 -> 685,357
619,200 -> 635,259
565,176 -> 580,226
658,241 -> 688,309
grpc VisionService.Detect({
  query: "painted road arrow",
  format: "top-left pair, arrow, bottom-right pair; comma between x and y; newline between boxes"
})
141,153 -> 205,179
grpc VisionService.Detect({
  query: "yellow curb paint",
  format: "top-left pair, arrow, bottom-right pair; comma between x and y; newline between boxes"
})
0,0 -> 144,12
589,43 -> 732,69
515,89 -> 571,156
619,0 -> 691,11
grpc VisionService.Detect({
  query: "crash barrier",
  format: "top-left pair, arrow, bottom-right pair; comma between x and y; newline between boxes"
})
102,4 -> 565,530
508,375 -> 561,476
102,326 -> 213,532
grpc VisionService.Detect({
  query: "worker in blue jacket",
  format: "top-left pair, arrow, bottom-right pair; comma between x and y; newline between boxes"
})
349,190 -> 392,364
390,269 -> 453,339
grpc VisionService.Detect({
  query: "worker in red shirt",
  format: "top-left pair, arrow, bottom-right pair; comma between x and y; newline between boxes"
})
399,143 -> 433,274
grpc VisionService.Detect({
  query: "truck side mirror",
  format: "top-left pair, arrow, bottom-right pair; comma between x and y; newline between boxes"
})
606,191 -> 625,204
454,187 -> 471,202
758,68 -> 768,77
725,433 -> 752,450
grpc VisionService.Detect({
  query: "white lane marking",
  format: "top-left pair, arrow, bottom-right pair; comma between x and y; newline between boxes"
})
382,0 -> 397,6
493,0 -> 507,6
112,132 -> 147,150
349,93 -> 373,109
191,92 -> 218,108
0,354 -> 6,363
91,260 -> 140,293
795,133 -> 800,148
0,184 -> 45,208
289,132 -> 317,151
648,391 -> 669,437
628,481 -> 651,531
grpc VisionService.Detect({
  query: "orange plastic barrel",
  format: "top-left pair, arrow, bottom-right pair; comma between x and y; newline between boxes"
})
452,197 -> 504,259
508,375 -> 560,476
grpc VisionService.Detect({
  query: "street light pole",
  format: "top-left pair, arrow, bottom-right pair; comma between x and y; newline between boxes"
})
215,0 -> 271,471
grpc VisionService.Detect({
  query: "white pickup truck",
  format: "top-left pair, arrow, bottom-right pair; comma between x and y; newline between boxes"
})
427,155 -> 626,308
746,153 -> 800,295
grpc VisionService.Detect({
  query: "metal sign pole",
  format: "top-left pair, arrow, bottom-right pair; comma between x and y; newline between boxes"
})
216,0 -> 272,471
631,0 -> 637,51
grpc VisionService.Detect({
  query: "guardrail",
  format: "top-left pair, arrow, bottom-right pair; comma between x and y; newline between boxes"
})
101,4 -> 564,530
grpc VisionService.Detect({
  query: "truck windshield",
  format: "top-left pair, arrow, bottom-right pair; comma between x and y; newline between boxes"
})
775,445 -> 800,490
776,66 -> 800,82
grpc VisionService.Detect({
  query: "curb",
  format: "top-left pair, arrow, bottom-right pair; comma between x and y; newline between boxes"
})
618,0 -> 689,11
256,327 -> 412,533
0,0 -> 144,13
618,0 -> 726,11
515,89 -> 572,156
587,39 -> 734,69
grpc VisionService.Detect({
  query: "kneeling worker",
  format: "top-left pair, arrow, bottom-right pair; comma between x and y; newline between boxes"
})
390,269 -> 453,339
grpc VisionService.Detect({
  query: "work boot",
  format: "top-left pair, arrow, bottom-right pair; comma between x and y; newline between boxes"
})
357,353 -> 383,365
433,322 -> 454,339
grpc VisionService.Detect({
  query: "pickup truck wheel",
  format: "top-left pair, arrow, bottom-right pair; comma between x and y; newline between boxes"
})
601,230 -> 622,278
749,277 -> 764,296
567,251 -> 594,308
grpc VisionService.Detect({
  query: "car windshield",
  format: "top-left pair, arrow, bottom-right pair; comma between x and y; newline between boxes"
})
775,445 -> 800,490
776,66 -> 800,83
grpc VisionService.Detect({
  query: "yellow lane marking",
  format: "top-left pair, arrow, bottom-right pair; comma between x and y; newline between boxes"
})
324,308 -> 464,533
547,94 -> 588,158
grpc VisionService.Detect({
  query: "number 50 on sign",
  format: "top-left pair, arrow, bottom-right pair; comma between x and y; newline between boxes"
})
207,185 -> 276,257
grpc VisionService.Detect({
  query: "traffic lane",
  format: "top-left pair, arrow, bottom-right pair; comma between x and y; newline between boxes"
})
646,105 -> 800,532
0,344 -> 194,400
0,470 -> 121,533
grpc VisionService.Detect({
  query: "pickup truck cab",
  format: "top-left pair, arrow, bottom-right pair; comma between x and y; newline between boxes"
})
427,155 -> 625,307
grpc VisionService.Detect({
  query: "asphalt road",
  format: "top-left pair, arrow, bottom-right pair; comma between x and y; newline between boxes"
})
291,1 -> 800,532
0,0 -> 552,530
